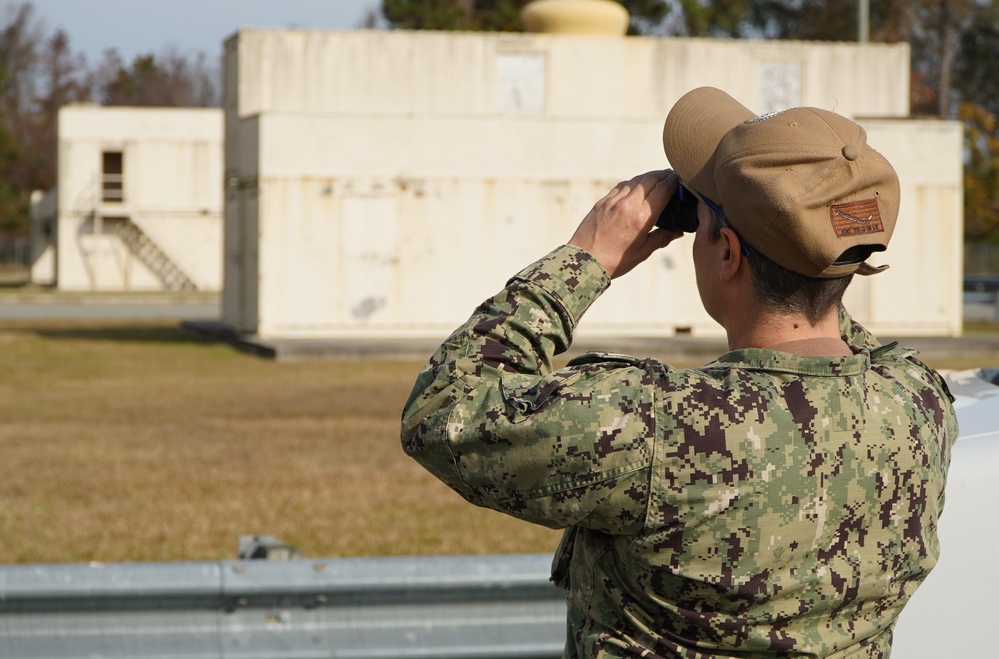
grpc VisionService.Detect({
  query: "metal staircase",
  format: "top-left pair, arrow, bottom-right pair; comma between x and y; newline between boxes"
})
111,216 -> 200,291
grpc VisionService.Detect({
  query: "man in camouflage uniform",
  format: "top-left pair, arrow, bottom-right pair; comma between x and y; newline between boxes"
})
401,87 -> 956,658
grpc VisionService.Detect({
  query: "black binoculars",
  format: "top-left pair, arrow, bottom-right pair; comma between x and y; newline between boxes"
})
655,189 -> 700,233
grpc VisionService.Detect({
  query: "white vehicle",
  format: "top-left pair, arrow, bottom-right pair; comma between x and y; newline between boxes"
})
894,368 -> 999,656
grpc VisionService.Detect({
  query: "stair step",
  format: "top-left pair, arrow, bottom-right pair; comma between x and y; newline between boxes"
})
111,217 -> 198,292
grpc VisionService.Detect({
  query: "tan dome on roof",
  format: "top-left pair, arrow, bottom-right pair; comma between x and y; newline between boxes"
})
520,0 -> 630,36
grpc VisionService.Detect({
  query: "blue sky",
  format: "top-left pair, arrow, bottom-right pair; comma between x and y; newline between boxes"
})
24,0 -> 381,63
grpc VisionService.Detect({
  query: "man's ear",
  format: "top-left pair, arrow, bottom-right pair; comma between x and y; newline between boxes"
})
718,227 -> 744,282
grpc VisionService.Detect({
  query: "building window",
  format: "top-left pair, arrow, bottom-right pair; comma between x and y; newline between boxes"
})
102,151 -> 124,203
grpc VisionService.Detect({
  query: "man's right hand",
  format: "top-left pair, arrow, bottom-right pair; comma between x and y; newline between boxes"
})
568,170 -> 684,279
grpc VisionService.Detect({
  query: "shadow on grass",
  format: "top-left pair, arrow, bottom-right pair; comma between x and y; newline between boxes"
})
964,320 -> 999,335
31,323 -> 205,345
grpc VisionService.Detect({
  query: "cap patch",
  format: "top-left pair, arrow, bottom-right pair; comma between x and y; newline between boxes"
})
830,199 -> 884,238
745,108 -> 791,124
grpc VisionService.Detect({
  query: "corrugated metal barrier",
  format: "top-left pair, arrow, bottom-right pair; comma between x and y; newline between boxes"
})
0,554 -> 566,659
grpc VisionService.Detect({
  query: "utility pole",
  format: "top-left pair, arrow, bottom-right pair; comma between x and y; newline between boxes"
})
939,0 -> 953,119
858,0 -> 869,42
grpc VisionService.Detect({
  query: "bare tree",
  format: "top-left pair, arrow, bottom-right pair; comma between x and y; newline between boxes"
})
0,2 -> 89,232
0,1 -> 43,119
0,1 -> 222,236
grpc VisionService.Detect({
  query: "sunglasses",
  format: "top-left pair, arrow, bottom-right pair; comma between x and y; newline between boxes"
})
656,183 -> 751,257
679,184 -> 725,221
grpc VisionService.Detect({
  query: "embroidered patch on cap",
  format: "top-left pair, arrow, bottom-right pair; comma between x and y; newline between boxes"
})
745,108 -> 791,124
830,199 -> 884,237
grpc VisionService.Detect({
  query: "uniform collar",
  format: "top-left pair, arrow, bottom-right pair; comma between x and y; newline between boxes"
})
709,346 -> 871,377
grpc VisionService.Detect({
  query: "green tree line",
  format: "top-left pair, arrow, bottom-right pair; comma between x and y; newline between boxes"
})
382,0 -> 999,243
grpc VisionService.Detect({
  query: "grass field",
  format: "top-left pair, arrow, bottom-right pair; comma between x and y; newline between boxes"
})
0,317 -> 995,564
0,319 -> 565,563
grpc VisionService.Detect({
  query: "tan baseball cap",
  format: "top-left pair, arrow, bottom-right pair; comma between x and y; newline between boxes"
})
663,87 -> 899,278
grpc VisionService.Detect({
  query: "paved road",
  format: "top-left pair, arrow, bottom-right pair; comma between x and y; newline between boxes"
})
0,298 -> 220,321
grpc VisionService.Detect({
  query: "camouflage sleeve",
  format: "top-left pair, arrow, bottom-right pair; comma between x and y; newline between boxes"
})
839,304 -> 882,350
401,245 -> 657,533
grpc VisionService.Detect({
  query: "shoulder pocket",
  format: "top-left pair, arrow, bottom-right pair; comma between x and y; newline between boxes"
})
501,352 -> 648,416
501,369 -> 585,415
869,340 -> 900,360
567,351 -> 646,367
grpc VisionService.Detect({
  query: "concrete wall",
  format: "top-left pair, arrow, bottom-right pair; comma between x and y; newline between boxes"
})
223,28 -> 962,339
226,29 -> 910,120
52,105 -> 224,292
28,189 -> 57,285
842,120 -> 965,336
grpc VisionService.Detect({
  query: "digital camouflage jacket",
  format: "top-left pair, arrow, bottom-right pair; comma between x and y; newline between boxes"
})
401,245 -> 957,658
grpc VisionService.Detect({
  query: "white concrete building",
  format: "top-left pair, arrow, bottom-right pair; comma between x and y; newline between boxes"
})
31,105 -> 224,292
222,28 -> 962,339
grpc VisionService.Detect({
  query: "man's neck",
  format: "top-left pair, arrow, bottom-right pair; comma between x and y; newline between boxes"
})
726,312 -> 850,356
764,336 -> 854,356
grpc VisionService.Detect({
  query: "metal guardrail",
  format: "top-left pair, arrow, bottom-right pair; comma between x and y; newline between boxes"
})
0,554 -> 566,659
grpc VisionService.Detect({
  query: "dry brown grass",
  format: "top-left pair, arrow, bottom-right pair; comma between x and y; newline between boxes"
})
0,318 -> 995,564
0,320 -> 561,563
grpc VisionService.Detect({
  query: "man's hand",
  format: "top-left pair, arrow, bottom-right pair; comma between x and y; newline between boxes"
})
568,170 -> 683,279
